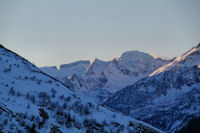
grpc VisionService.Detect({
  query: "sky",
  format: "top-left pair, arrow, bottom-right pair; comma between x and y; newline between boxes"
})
0,0 -> 200,67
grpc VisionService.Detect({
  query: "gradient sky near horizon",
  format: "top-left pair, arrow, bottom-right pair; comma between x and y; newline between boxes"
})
0,0 -> 200,67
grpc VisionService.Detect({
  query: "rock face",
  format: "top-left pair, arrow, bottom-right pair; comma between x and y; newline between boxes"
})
105,44 -> 200,133
0,44 -> 162,133
42,51 -> 168,102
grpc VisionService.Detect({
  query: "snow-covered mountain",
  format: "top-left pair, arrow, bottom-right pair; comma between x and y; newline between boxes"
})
150,44 -> 200,76
105,44 -> 200,133
40,60 -> 90,78
41,51 -> 169,102
40,60 -> 91,90
0,44 -> 162,133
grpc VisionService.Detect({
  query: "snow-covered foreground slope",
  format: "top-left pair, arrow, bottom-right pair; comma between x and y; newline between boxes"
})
105,44 -> 200,133
41,51 -> 169,102
0,44 -> 163,133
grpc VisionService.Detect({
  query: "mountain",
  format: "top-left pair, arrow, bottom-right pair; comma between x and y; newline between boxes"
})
70,51 -> 169,102
105,44 -> 200,132
0,44 -> 162,133
40,60 -> 91,90
41,51 -> 169,102
40,60 -> 90,78
150,43 -> 200,76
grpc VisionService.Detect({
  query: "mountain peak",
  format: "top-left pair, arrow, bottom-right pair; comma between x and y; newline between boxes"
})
60,60 -> 90,70
174,43 -> 200,63
92,58 -> 105,63
150,43 -> 200,76
119,50 -> 153,61
88,58 -> 110,72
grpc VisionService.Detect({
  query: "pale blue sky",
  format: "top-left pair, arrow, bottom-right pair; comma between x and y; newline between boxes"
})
0,0 -> 199,67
